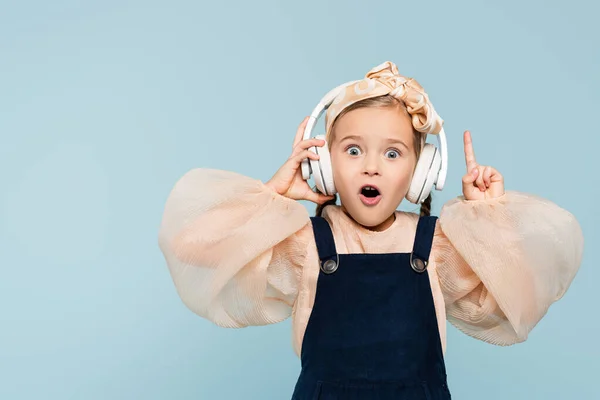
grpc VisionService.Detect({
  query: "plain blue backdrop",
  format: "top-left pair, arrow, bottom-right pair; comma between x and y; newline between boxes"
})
1,0 -> 598,399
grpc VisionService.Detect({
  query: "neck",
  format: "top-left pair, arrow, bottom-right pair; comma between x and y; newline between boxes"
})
370,213 -> 396,232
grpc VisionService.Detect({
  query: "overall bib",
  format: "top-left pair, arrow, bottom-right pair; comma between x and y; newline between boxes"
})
291,215 -> 452,400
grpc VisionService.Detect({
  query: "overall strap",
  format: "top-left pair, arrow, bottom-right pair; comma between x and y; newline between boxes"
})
309,216 -> 339,274
410,215 -> 439,273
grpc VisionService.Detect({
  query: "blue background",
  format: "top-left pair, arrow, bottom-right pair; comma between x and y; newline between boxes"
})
1,0 -> 598,399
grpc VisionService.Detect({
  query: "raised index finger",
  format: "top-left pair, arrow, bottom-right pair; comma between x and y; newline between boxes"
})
463,130 -> 477,172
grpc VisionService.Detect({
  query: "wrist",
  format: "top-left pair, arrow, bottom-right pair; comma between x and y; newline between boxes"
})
264,180 -> 286,197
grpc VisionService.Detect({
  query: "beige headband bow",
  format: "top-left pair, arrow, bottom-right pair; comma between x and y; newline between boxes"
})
324,61 -> 444,140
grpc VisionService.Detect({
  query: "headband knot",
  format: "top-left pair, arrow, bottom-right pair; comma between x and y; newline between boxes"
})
325,61 -> 443,139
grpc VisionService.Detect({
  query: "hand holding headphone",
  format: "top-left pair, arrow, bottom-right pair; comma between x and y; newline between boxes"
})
300,81 -> 448,204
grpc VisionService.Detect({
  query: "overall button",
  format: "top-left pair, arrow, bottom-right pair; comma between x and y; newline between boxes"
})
411,256 -> 427,273
321,259 -> 338,274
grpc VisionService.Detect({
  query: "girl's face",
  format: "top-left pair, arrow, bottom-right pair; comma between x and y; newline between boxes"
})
330,106 -> 417,231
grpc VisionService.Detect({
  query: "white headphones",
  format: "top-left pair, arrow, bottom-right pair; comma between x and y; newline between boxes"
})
300,80 -> 448,204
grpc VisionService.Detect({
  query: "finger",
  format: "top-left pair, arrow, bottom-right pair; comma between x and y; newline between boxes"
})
482,166 -> 492,187
292,138 -> 326,155
489,167 -> 504,183
292,149 -> 320,165
293,116 -> 310,148
461,167 -> 478,185
475,167 -> 486,191
463,131 -> 477,172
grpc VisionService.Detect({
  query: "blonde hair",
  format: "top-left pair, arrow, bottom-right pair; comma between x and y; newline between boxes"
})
315,94 -> 432,217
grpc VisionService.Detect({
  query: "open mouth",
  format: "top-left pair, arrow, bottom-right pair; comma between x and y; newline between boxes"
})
359,185 -> 382,206
361,186 -> 380,198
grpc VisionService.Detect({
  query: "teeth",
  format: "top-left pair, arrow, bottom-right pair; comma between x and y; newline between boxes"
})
361,185 -> 380,199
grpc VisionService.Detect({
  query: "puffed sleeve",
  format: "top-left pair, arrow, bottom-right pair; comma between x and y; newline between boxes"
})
157,168 -> 314,328
432,191 -> 584,345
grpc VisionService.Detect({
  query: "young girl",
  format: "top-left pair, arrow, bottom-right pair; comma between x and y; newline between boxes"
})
158,61 -> 583,399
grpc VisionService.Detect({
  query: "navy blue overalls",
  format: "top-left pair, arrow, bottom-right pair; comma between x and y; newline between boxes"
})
291,214 -> 452,399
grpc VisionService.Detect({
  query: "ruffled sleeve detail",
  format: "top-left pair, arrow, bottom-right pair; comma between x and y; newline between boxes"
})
432,191 -> 584,345
158,168 -> 313,328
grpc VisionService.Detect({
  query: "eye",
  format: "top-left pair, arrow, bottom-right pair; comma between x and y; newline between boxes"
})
385,149 -> 401,159
345,145 -> 361,156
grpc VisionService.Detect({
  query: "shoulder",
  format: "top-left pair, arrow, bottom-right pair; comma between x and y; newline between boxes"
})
316,205 -> 346,231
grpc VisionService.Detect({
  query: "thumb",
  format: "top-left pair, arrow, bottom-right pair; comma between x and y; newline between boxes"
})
307,190 -> 335,204
462,167 -> 478,185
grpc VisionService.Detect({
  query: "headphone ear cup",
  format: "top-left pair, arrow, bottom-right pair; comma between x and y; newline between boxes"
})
311,135 -> 336,196
406,144 -> 440,204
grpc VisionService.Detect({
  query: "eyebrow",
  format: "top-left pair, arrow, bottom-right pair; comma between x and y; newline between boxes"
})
338,134 -> 410,150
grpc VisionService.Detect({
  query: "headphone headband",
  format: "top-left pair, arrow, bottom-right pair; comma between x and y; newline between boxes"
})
301,80 -> 448,191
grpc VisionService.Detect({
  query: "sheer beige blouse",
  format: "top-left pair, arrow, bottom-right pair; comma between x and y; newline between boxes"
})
158,168 -> 583,357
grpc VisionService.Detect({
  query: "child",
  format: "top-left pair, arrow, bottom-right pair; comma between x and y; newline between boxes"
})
158,61 -> 583,399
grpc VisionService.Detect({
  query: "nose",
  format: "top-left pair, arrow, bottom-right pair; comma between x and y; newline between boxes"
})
362,153 -> 380,176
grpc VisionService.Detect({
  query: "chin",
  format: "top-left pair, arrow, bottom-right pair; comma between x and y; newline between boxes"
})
344,202 -> 395,230
356,216 -> 385,228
